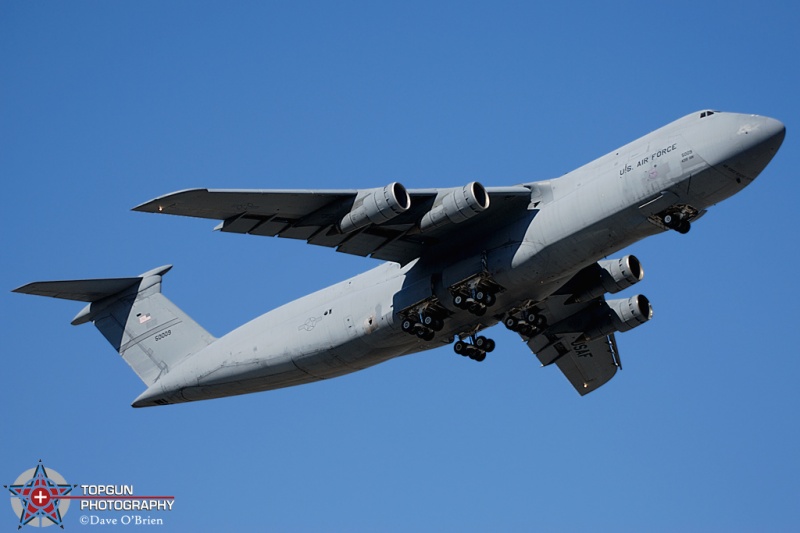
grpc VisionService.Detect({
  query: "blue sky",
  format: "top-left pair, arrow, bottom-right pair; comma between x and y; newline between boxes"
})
2,1 -> 798,531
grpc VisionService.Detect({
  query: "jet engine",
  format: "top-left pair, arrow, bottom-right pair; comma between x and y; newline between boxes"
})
568,255 -> 644,303
551,294 -> 653,341
339,182 -> 411,233
419,182 -> 489,231
580,295 -> 653,341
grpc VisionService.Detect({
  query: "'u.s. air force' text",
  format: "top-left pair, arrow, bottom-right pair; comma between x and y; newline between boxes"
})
619,143 -> 679,175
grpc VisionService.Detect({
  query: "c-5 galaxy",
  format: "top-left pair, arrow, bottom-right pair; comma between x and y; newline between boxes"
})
14,110 -> 785,407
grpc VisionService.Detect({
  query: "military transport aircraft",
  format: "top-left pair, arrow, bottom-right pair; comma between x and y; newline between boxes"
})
13,110 -> 785,407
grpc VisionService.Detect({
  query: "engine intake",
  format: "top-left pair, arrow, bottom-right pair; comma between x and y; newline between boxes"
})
339,182 -> 411,233
419,182 -> 489,231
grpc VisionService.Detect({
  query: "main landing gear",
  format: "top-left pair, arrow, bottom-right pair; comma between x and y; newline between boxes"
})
504,307 -> 548,338
451,285 -> 497,317
401,309 -> 445,341
453,334 -> 496,362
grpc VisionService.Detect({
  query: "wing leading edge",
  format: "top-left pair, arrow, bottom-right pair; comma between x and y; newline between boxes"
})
133,183 -> 533,264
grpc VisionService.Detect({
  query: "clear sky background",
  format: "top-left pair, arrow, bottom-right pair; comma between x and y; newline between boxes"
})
2,2 -> 798,531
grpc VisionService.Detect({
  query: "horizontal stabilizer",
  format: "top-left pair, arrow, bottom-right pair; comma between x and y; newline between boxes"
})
13,277 -> 143,302
12,265 -> 173,303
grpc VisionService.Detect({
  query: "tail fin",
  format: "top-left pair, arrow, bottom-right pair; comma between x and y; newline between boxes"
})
13,265 -> 215,386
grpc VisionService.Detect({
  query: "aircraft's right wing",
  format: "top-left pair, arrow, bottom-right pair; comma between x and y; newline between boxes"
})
133,182 -> 533,265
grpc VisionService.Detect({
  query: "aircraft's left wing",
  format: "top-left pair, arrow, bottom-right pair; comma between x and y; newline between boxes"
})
527,328 -> 621,396
513,259 -> 652,395
133,183 -> 533,264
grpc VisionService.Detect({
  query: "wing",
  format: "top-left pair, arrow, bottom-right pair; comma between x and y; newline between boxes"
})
512,258 -> 652,395
133,182 -> 533,264
521,293 -> 622,395
527,328 -> 621,396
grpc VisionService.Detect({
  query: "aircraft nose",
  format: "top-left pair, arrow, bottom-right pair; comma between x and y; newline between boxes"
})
737,115 -> 785,151
724,114 -> 785,181
760,116 -> 786,151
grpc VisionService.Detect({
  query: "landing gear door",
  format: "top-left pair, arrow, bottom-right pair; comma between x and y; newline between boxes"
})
441,256 -> 484,290
638,190 -> 679,218
393,277 -> 434,317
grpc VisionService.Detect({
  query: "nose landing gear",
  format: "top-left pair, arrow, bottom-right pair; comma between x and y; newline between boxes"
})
654,205 -> 702,235
663,213 -> 691,234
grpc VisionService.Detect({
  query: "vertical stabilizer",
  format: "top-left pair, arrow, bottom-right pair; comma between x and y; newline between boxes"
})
13,266 -> 215,386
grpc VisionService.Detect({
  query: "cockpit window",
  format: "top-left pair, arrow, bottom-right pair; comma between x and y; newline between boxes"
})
700,110 -> 716,118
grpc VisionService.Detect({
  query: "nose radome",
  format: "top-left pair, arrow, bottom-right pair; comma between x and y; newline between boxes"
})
725,114 -> 785,181
752,115 -> 786,160
762,116 -> 786,148
737,114 -> 785,148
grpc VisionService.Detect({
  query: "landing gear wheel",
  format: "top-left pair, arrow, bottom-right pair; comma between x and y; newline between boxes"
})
422,315 -> 444,332
473,290 -> 496,307
471,305 -> 486,316
471,351 -> 486,362
453,294 -> 467,308
454,341 -> 467,355
504,316 -> 519,330
401,319 -> 415,333
416,328 -> 434,341
677,220 -> 691,234
474,336 -> 496,352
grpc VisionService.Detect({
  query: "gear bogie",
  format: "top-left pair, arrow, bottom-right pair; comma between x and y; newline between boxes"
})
504,307 -> 547,338
453,333 -> 495,361
399,305 -> 447,342
452,286 -> 496,316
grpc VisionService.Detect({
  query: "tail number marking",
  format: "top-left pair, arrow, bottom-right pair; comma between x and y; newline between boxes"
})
155,330 -> 172,341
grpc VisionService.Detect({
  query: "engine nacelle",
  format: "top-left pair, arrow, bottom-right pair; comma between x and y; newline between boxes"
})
550,294 -> 653,341
581,295 -> 653,341
419,182 -> 489,231
569,255 -> 644,303
339,182 -> 411,233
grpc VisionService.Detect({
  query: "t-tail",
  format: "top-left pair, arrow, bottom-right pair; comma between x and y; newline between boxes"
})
13,265 -> 215,392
